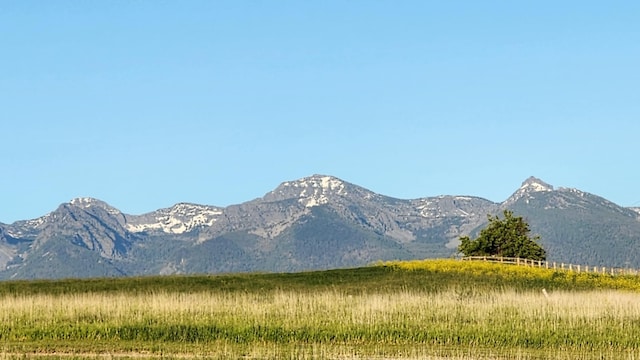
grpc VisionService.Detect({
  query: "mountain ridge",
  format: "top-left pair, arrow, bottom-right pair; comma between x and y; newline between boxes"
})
1,174 -> 639,279
7,174 -> 627,226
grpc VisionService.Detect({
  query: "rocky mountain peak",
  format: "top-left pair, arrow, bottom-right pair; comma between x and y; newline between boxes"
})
503,176 -> 554,205
520,176 -> 554,192
70,197 -> 105,207
284,174 -> 347,192
68,197 -> 122,216
264,174 -> 349,207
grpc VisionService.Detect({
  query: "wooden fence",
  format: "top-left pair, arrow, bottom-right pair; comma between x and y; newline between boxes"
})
461,256 -> 640,276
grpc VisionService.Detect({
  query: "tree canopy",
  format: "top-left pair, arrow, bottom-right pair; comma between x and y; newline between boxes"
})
458,210 -> 546,261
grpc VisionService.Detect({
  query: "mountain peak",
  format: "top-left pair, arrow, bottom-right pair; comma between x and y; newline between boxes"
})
503,176 -> 554,205
69,197 -> 103,207
520,176 -> 554,192
68,197 -> 123,217
264,174 -> 349,206
295,174 -> 346,190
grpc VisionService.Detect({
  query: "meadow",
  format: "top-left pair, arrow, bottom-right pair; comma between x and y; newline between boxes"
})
2,259 -> 640,359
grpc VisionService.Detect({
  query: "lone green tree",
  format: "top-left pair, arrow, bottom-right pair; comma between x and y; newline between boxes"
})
458,210 -> 546,261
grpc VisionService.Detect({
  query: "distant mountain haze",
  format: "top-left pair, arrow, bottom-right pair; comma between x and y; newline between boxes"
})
1,175 -> 639,279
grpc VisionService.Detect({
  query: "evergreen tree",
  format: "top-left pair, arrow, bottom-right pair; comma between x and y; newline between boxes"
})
458,210 -> 546,261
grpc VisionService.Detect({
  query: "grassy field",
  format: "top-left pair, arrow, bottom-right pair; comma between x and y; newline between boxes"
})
2,259 -> 640,359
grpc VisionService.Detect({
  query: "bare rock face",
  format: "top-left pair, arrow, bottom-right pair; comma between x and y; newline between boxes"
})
35,198 -> 133,259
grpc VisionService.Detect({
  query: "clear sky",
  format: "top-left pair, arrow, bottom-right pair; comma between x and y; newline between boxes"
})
1,1 -> 639,223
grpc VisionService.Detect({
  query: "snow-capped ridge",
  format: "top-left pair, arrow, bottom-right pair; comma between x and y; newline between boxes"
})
414,195 -> 495,218
282,174 -> 347,193
68,197 -> 122,216
265,174 -> 350,207
126,202 -> 222,235
70,197 -> 103,207
291,175 -> 347,208
166,202 -> 222,217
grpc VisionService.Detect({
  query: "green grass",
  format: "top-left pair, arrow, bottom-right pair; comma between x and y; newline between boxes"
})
3,258 -> 638,296
2,259 -> 640,359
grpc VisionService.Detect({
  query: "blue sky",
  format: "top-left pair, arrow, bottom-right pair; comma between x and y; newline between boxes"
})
1,1 -> 639,223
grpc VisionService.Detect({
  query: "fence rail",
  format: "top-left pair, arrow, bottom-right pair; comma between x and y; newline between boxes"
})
461,256 -> 640,276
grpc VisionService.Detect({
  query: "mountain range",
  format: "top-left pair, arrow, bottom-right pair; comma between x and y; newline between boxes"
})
1,175 -> 639,279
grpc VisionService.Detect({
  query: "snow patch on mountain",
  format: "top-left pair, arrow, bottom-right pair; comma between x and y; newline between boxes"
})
284,175 -> 346,194
126,203 -> 222,234
503,176 -> 554,205
70,197 -> 98,207
24,214 -> 50,228
300,176 -> 346,207
5,213 -> 52,238
69,197 -> 123,216
277,175 -> 347,208
303,195 -> 328,208
559,187 -> 586,196
415,196 -> 482,218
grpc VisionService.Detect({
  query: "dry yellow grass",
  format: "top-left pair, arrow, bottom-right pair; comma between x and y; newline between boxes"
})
2,288 -> 640,359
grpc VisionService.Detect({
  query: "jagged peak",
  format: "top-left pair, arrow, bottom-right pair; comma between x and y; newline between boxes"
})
520,176 -> 554,192
503,176 -> 554,205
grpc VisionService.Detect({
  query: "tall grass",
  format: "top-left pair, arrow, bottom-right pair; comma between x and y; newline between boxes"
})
2,259 -> 640,359
2,288 -> 640,358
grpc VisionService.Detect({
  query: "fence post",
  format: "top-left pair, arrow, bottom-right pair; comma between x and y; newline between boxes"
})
569,264 -> 573,271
